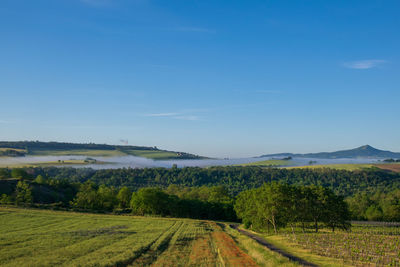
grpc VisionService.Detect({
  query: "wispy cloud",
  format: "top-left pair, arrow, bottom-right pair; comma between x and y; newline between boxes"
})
172,27 -> 215,33
343,60 -> 386,69
144,113 -> 180,117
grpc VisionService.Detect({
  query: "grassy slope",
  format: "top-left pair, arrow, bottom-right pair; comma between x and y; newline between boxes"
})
0,207 -> 266,267
0,141 -> 205,160
0,148 -> 197,161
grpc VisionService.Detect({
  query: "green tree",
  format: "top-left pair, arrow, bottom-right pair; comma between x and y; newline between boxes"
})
117,186 -> 132,209
324,194 -> 351,231
34,175 -> 45,184
70,181 -> 100,210
11,169 -> 29,179
365,205 -> 383,221
97,185 -> 117,211
130,188 -> 171,216
0,169 -> 10,179
15,181 -> 33,204
0,194 -> 13,204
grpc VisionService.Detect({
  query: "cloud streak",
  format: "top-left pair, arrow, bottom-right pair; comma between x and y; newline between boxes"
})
343,60 -> 386,69
143,112 -> 200,121
144,113 -> 180,117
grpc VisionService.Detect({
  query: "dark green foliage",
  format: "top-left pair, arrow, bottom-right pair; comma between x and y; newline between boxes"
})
129,187 -> 236,221
11,169 -> 30,179
346,189 -> 400,221
116,186 -> 132,209
0,168 -> 10,179
130,188 -> 171,216
235,183 -> 351,233
15,181 -> 33,204
71,182 -> 117,211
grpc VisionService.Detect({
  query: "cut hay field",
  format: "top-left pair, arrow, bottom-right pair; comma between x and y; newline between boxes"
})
0,207 -> 292,267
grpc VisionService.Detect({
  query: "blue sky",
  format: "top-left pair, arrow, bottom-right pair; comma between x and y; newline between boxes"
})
0,0 -> 399,157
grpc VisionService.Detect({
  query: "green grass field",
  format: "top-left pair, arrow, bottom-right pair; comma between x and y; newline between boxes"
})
238,159 -> 293,167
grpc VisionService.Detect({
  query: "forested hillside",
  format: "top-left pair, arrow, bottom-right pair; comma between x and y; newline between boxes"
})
1,166 -> 400,221
6,166 -> 397,196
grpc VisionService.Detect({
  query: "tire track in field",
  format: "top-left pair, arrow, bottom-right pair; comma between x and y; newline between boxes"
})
126,221 -> 183,267
230,224 -> 319,267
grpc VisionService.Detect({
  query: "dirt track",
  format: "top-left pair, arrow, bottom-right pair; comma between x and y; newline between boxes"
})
229,224 -> 319,267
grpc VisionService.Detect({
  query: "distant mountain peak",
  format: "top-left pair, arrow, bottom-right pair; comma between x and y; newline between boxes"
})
358,145 -> 375,150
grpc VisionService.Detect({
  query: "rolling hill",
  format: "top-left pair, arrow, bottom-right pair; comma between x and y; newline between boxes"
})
0,141 -> 206,160
259,145 -> 400,159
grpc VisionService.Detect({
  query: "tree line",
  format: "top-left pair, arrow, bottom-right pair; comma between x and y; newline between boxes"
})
235,182 -> 351,233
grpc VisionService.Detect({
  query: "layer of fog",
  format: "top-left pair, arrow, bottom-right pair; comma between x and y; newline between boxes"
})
0,155 -> 382,169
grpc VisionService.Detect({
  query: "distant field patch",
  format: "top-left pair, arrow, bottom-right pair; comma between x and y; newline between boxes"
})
29,149 -> 126,157
374,163 -> 400,172
288,163 -> 400,172
238,159 -> 292,167
122,149 -> 183,160
0,148 -> 26,152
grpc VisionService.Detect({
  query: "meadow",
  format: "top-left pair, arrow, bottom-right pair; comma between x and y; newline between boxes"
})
0,207 -> 294,267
